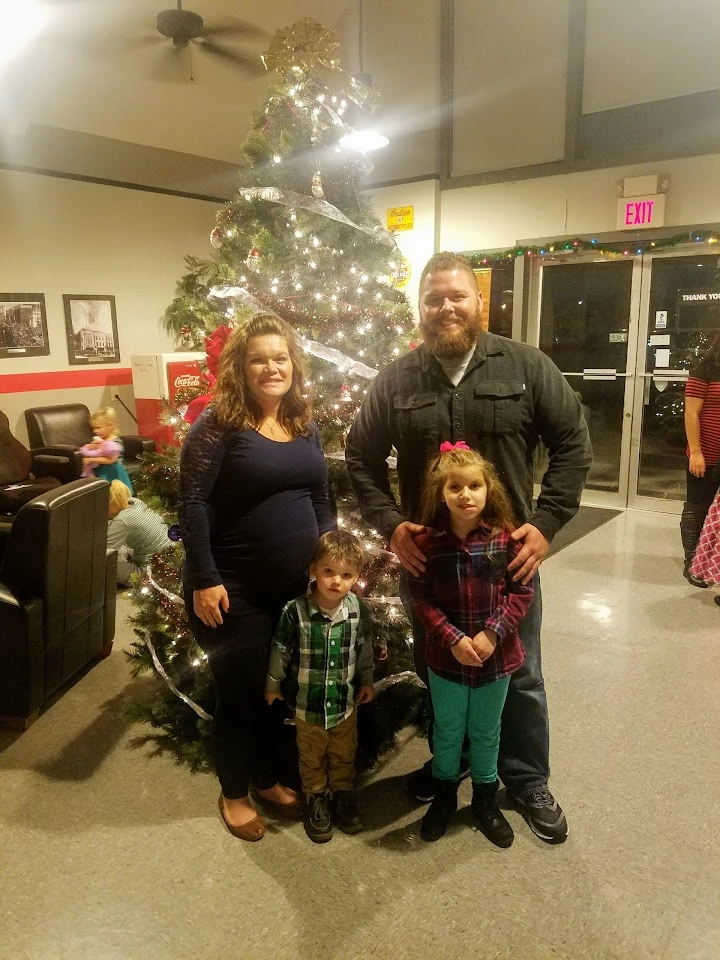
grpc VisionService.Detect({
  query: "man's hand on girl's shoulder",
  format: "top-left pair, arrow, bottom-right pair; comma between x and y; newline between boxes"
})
389,521 -> 427,577
508,524 -> 550,584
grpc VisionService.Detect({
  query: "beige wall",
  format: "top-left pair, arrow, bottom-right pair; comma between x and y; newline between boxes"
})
439,153 -> 720,252
367,179 -> 440,317
0,170 -> 218,444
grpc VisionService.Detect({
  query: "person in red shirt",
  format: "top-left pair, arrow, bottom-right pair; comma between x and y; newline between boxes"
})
408,442 -> 534,847
682,334 -> 720,586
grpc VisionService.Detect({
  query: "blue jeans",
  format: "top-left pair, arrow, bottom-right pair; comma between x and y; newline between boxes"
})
400,570 -> 550,795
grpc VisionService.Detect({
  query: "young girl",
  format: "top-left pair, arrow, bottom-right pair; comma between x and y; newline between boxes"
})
81,407 -> 133,494
408,441 -> 535,847
690,487 -> 720,607
107,480 -> 173,585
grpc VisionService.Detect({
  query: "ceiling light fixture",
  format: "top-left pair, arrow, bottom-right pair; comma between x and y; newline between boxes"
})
339,0 -> 389,154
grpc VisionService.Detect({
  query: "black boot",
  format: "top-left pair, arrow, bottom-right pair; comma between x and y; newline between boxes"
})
304,791 -> 333,843
472,781 -> 514,848
683,560 -> 708,588
332,789 -> 363,834
681,504 -> 708,587
420,779 -> 458,842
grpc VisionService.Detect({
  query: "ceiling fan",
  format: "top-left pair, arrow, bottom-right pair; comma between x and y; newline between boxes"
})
54,0 -> 268,82
149,1 -> 267,80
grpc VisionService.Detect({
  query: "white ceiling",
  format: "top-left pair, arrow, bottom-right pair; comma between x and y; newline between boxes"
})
0,0 -> 440,189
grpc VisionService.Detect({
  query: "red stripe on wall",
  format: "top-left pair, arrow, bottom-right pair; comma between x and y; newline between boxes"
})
0,367 -> 133,394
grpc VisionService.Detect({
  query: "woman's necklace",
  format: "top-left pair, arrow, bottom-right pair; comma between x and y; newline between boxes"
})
259,417 -> 290,440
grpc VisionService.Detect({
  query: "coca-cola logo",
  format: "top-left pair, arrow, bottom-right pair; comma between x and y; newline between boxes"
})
174,374 -> 200,388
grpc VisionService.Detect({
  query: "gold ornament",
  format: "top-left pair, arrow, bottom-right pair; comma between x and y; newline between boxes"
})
262,18 -> 341,75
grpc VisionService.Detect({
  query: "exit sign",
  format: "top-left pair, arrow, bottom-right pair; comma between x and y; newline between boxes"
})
617,193 -> 665,230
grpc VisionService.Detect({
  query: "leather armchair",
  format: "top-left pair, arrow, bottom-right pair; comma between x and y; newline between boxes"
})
0,478 -> 117,729
0,408 -> 70,519
25,403 -> 155,480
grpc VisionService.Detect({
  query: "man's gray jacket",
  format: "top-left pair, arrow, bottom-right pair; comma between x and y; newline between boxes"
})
345,332 -> 592,544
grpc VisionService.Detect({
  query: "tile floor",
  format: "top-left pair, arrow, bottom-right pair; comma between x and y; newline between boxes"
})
1,510 -> 719,960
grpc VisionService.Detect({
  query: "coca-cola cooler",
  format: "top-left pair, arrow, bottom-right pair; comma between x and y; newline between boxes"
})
131,352 -> 204,446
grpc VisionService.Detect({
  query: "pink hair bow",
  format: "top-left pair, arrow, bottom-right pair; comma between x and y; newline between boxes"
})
439,440 -> 471,453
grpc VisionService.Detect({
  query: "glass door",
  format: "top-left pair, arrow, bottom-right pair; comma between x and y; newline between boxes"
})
530,243 -> 720,511
531,256 -> 642,508
629,248 -> 720,510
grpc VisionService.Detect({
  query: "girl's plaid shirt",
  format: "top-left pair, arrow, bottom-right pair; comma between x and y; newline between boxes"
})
408,526 -> 533,687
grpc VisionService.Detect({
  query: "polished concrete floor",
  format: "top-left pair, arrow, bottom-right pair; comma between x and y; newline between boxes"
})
1,510 -> 719,960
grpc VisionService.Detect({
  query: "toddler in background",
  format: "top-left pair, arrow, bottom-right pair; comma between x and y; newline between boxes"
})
80,406 -> 133,494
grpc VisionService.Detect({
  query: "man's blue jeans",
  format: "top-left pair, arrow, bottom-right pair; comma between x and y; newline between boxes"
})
399,570 -> 550,795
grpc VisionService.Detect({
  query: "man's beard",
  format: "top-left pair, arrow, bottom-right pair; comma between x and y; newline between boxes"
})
420,312 -> 482,360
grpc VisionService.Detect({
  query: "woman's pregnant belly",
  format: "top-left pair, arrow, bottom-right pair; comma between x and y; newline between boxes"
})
211,489 -> 320,585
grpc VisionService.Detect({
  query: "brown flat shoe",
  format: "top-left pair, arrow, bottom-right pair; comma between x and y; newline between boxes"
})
217,794 -> 265,841
251,789 -> 304,820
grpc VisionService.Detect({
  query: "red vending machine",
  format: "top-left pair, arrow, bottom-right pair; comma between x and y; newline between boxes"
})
131,352 -> 204,446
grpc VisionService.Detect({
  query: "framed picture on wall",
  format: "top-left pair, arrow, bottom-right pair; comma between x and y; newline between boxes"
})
63,295 -> 120,365
0,293 -> 50,358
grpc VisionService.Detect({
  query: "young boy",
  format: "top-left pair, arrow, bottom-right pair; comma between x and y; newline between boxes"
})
266,530 -> 374,843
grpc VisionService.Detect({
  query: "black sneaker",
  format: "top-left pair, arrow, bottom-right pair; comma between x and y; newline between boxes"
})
304,792 -> 333,843
420,780 -> 458,842
471,782 -> 513,848
408,760 -> 470,803
332,790 -> 363,834
684,562 -> 708,588
511,784 -> 568,844
715,595 -> 720,607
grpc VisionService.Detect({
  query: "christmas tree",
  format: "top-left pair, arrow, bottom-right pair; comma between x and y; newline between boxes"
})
125,19 -> 426,772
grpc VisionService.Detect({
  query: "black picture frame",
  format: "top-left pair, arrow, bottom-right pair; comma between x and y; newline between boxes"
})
63,295 -> 120,365
0,293 -> 50,358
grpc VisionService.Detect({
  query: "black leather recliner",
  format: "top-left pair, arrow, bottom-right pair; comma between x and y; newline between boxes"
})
24,403 -> 155,480
0,408 -> 72,522
0,478 -> 117,729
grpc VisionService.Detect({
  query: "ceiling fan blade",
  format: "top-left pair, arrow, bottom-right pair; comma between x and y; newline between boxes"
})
195,40 -> 265,75
202,19 -> 268,41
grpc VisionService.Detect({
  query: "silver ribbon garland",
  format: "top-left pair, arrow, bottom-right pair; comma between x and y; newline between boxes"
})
237,186 -> 397,247
210,285 -> 380,381
145,636 -> 213,722
142,567 -> 213,722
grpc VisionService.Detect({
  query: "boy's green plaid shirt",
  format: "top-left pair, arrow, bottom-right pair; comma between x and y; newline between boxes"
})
267,587 -> 375,729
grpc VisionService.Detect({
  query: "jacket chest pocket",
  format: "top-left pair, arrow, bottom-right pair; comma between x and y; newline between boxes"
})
473,381 -> 526,436
394,392 -> 438,443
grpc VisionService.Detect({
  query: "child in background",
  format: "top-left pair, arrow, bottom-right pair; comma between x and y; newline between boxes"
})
81,407 -> 133,494
107,480 -> 173,586
266,530 -> 374,844
408,441 -> 534,848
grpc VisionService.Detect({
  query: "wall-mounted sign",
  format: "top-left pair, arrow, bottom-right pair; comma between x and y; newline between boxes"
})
676,289 -> 720,331
655,310 -> 667,329
617,193 -> 665,230
608,332 -> 628,343
387,205 -> 414,232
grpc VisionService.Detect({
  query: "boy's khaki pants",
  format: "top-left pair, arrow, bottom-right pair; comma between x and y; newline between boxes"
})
295,710 -> 357,795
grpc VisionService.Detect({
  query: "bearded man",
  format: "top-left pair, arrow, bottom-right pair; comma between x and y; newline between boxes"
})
345,251 -> 591,844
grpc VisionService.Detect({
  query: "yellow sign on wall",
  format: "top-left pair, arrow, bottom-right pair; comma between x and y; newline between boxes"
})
387,206 -> 414,232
